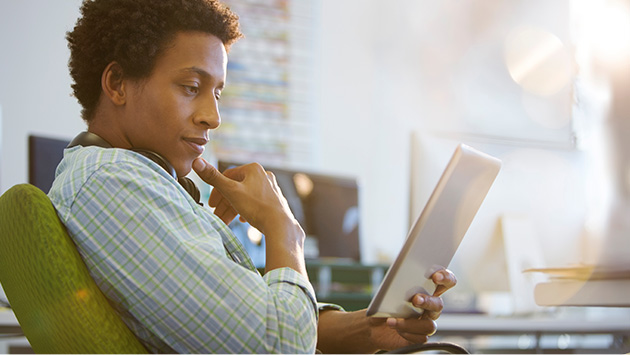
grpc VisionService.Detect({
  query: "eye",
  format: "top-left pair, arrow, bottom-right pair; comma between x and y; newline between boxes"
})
215,90 -> 222,101
182,84 -> 199,95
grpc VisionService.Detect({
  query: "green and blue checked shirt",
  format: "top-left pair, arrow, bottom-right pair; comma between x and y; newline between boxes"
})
48,146 -> 319,353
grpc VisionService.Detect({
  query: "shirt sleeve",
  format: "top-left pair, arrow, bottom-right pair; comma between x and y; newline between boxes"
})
318,303 -> 345,313
63,160 -> 318,354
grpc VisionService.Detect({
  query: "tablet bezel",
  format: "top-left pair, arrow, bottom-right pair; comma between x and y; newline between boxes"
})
366,144 -> 501,318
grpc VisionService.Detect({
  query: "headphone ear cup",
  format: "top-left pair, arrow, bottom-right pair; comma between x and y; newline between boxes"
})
133,149 -> 202,205
132,149 -> 177,179
178,177 -> 202,205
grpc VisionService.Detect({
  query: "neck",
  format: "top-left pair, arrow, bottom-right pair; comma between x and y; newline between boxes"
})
88,111 -> 132,149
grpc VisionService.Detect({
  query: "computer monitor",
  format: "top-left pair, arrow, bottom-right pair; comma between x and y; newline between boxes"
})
28,135 -> 69,193
218,161 -> 361,263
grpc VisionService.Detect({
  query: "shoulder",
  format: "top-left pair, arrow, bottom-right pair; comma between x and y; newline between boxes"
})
48,146 -> 185,213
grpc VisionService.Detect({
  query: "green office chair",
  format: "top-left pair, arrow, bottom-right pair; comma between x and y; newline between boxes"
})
0,184 -> 148,353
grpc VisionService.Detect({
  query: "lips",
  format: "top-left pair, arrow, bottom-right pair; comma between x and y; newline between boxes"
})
183,137 -> 208,154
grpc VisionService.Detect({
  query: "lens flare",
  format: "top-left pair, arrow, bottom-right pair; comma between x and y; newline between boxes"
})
504,26 -> 572,96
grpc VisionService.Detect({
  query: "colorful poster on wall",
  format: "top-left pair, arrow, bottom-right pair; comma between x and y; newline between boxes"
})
213,0 -> 316,167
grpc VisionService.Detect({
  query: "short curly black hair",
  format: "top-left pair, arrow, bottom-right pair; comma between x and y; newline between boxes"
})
67,0 -> 243,122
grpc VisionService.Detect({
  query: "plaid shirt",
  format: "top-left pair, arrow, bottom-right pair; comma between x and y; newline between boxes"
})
48,146 -> 318,353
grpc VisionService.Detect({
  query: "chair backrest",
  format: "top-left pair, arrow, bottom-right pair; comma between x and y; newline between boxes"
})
0,184 -> 148,353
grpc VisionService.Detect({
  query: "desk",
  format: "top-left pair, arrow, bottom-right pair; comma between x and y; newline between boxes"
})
0,309 -> 30,354
0,309 -> 21,337
534,279 -> 630,307
434,313 -> 630,353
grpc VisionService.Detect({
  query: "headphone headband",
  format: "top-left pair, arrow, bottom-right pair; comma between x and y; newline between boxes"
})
68,131 -> 112,149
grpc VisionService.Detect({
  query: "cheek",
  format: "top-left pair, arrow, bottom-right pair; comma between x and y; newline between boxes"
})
156,99 -> 191,128
137,86 -> 180,118
146,106 -> 182,134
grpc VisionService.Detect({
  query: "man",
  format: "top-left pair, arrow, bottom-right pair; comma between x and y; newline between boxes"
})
49,0 -> 456,353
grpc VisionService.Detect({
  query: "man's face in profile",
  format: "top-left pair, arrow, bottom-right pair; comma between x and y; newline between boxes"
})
119,31 -> 227,177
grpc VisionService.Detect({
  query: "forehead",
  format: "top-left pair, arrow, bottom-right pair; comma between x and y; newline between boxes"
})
153,31 -> 227,78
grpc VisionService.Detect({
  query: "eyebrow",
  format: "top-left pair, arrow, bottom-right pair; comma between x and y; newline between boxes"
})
180,66 -> 210,77
178,67 -> 225,88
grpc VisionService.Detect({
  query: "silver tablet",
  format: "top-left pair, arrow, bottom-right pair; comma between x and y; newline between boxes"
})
366,144 -> 501,318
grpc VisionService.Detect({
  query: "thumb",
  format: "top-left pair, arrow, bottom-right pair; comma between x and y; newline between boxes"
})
192,158 -> 230,188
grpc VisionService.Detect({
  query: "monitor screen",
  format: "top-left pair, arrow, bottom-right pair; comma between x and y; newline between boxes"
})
218,161 -> 361,263
28,135 -> 69,193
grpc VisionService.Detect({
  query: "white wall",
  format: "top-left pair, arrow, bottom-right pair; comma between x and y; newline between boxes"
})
315,0 -> 414,264
0,0 -> 84,194
315,0 -> 589,275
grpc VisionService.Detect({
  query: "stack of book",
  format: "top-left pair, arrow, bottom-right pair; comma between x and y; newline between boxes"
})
526,265 -> 630,307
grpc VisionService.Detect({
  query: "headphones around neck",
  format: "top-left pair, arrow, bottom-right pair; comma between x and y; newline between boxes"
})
68,131 -> 202,205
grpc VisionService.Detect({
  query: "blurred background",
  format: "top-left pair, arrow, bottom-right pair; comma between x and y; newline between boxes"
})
1,0 -> 629,352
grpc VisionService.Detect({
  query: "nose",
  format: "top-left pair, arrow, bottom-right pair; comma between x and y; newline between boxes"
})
193,95 -> 221,129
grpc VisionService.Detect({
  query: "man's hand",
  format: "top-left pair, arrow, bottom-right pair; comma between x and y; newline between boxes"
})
372,269 -> 457,348
192,158 -> 289,231
317,269 -> 457,353
192,158 -> 307,276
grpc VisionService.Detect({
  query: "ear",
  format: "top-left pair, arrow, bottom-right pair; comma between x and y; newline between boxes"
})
101,62 -> 127,106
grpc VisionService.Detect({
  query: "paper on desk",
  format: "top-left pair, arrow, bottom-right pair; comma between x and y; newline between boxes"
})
524,264 -> 630,280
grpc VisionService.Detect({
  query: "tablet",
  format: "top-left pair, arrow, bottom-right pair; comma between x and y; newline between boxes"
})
366,144 -> 501,318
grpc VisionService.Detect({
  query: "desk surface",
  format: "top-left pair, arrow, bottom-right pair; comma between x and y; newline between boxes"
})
0,309 -> 21,337
3,306 -> 629,337
534,279 -> 630,307
437,313 -> 630,336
